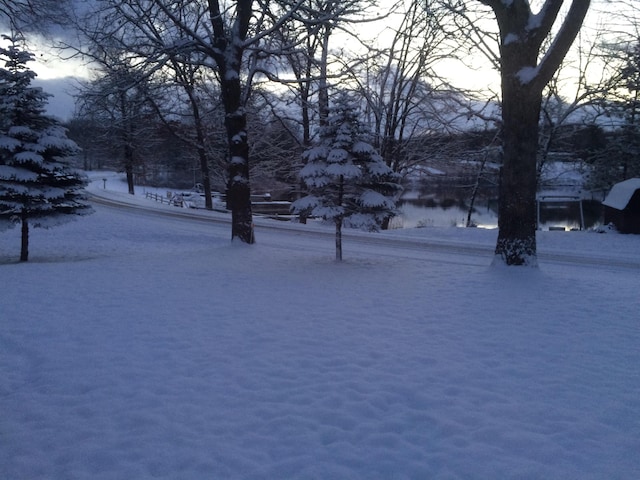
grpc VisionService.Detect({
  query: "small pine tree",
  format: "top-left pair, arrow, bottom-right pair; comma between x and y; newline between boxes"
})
292,92 -> 401,261
0,35 -> 93,262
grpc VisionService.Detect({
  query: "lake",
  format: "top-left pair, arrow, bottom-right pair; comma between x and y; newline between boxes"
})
392,197 -> 603,231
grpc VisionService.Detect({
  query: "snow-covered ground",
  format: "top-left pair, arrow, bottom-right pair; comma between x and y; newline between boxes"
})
1,172 -> 639,479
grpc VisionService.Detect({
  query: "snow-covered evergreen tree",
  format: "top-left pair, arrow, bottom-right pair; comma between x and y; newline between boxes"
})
0,35 -> 92,262
292,92 -> 401,261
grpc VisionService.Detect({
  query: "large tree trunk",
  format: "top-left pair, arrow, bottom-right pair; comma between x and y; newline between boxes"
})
20,215 -> 29,262
224,103 -> 254,244
490,1 -> 542,266
221,67 -> 254,243
494,84 -> 541,266
209,0 -> 255,244
479,0 -> 591,266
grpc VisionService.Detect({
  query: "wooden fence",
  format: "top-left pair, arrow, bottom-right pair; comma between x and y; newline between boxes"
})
145,192 -> 173,205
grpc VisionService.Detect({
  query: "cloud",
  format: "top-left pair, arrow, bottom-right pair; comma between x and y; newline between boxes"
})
33,77 -> 77,121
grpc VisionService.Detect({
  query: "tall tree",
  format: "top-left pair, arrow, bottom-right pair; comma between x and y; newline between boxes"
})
0,0 -> 72,33
476,0 -> 591,265
205,0 -> 255,242
357,0 -> 463,175
533,17 -> 622,185
80,1 -> 225,208
292,92 -> 401,261
262,0 -> 383,224
76,58 -> 157,195
77,0 -> 310,243
160,55 -> 217,208
588,40 -> 640,189
0,36 -> 92,261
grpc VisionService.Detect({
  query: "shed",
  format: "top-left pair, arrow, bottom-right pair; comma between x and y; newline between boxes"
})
602,178 -> 640,233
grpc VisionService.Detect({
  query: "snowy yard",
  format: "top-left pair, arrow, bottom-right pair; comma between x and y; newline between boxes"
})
1,174 -> 639,479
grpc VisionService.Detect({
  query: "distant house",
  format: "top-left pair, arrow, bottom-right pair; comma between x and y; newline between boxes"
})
602,178 -> 640,234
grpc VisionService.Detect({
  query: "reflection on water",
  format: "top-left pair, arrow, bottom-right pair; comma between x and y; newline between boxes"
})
392,201 -> 497,229
392,197 -> 603,230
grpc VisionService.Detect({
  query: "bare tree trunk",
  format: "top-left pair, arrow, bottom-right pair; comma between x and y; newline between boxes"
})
219,54 -> 254,242
196,147 -> 213,209
477,0 -> 591,265
125,154 -> 135,195
191,98 -> 213,210
172,75 -> 214,208
224,101 -> 255,244
494,86 -> 540,265
335,218 -> 342,261
209,0 -> 254,244
318,25 -> 331,128
220,47 -> 254,242
121,90 -> 135,195
299,88 -> 312,225
466,160 -> 485,228
20,215 -> 29,262
335,175 -> 344,261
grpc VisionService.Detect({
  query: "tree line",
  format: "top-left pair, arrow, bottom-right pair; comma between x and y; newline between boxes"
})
2,0 -> 640,264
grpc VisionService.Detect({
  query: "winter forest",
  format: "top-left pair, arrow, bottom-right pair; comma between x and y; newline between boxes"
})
2,2 -> 640,479
2,0 -> 640,264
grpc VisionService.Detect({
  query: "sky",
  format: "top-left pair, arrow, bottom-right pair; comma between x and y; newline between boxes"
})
1,171 -> 639,479
5,0 -> 635,121
0,31 -> 87,121
33,76 -> 79,120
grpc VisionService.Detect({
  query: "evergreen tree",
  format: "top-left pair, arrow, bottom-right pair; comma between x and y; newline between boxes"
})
292,93 -> 401,261
0,35 -> 92,262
